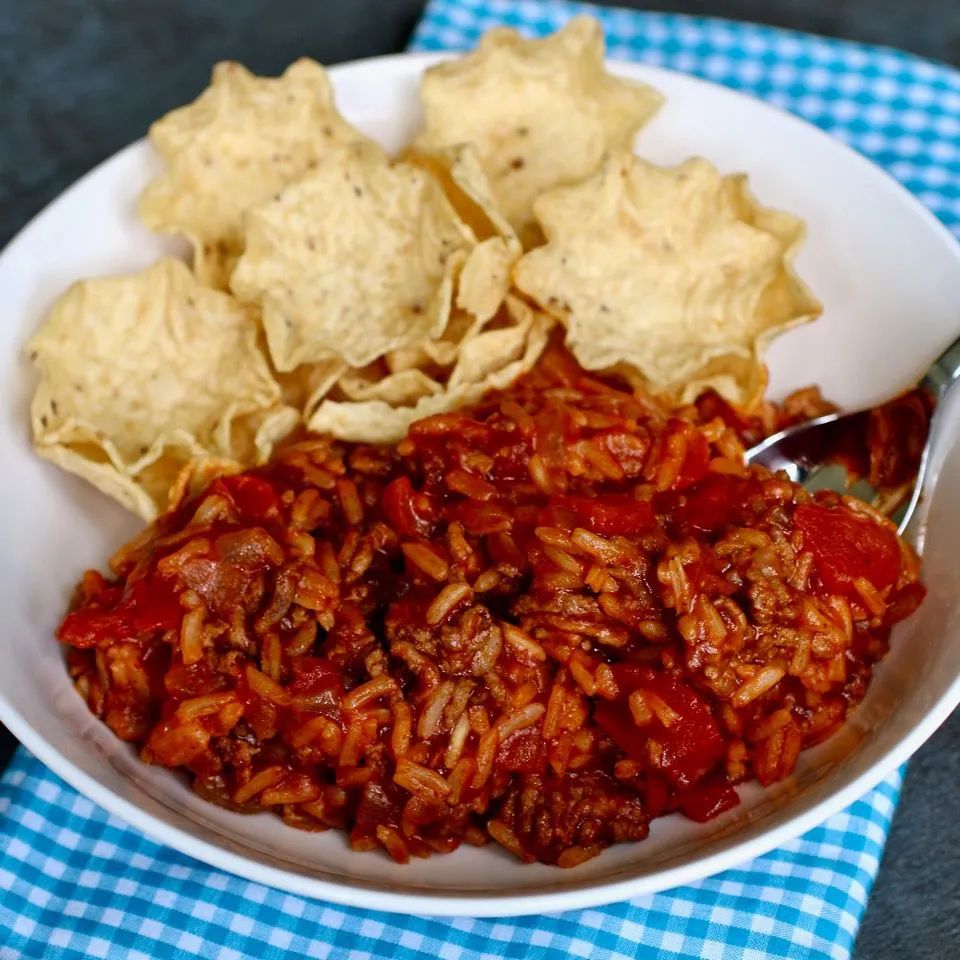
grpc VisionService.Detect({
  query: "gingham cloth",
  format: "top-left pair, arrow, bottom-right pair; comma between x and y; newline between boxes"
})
2,1 -> 959,957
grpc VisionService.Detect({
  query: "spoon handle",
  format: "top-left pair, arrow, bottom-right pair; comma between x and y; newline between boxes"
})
921,334 -> 960,401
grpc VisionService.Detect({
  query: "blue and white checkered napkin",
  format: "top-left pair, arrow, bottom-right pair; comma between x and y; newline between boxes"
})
2,2 -> 959,957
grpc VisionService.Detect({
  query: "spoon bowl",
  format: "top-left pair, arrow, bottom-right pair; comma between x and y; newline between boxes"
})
746,334 -> 960,538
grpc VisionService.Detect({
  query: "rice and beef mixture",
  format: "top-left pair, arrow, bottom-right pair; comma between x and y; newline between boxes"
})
58,347 -> 924,866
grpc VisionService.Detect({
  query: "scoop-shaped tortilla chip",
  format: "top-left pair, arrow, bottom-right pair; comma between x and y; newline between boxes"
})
276,356 -> 348,422
386,309 -> 479,373
458,237 -> 521,326
308,297 -> 553,443
139,59 -> 378,289
514,152 -> 821,409
405,143 -> 523,329
418,145 -> 523,324
414,17 -> 663,245
29,257 -> 293,519
407,143 -> 517,244
338,367 -> 444,406
230,145 -> 478,372
447,304 -> 540,390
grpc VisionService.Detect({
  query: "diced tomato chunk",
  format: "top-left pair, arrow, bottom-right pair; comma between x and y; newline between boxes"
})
677,775 -> 740,822
644,773 -> 672,818
288,657 -> 342,696
127,576 -> 183,633
594,699 -> 640,754
608,663 -> 650,690
795,503 -> 901,594
382,477 -> 429,537
681,473 -> 757,532
595,665 -> 725,789
57,574 -> 182,648
548,495 -> 655,536
211,474 -> 280,523
676,432 -> 711,490
57,607 -> 128,649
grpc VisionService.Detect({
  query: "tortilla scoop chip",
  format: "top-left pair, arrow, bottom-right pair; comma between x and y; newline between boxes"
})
457,236 -> 521,325
447,296 -> 544,389
35,436 -> 213,522
307,297 -> 553,443
384,292 -> 496,376
230,145 -> 477,371
29,257 -> 294,520
336,294 -> 545,410
514,152 -> 822,409
338,366 -> 444,406
407,143 -> 516,244
407,145 -> 522,324
276,356 -> 348,421
414,16 -> 663,246
139,58 -> 379,288
612,352 -> 770,414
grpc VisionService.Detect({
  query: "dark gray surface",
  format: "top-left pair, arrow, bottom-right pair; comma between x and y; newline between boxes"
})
1,2 -> 958,957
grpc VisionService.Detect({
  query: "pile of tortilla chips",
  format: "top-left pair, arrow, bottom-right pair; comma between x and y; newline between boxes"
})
29,16 -> 821,520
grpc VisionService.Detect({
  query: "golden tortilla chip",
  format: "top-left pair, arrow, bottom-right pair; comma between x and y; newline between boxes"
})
514,152 -> 822,409
408,143 -> 516,243
404,144 -> 522,328
276,356 -> 348,421
230,144 -> 477,371
29,257 -> 293,520
447,301 -> 539,390
338,367 -> 444,406
612,352 -> 770,414
308,297 -> 553,443
458,237 -> 521,325
139,59 -> 378,288
336,297 -> 535,410
249,405 -> 302,462
385,299 -> 489,374
414,17 -> 663,245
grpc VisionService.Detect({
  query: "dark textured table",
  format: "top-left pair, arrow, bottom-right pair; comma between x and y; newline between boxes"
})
2,2 -> 958,956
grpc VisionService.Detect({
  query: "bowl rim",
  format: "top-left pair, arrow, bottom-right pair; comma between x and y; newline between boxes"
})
2,50 -> 960,918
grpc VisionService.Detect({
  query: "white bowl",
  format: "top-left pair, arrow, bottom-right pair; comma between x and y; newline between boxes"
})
2,53 -> 960,918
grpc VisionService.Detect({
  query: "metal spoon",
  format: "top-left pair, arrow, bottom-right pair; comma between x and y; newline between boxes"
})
745,334 -> 960,535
